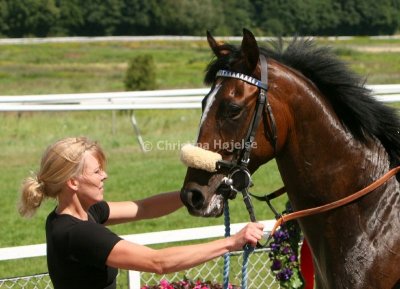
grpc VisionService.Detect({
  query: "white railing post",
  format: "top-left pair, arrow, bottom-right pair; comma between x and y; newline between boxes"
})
128,271 -> 141,289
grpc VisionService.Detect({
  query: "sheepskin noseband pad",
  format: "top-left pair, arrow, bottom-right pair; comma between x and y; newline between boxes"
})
180,144 -> 222,172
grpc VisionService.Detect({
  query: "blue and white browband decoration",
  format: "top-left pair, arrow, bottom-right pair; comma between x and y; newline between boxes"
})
216,70 -> 268,90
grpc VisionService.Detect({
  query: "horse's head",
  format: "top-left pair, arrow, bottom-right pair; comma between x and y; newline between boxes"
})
180,29 -> 288,217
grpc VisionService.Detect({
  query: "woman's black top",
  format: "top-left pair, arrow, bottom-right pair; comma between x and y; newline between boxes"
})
46,201 -> 122,289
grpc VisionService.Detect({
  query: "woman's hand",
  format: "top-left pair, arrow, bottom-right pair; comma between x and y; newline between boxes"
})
228,222 -> 265,251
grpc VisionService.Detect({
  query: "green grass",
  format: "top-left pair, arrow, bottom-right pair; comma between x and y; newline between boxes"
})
0,37 -> 399,283
0,41 -> 212,94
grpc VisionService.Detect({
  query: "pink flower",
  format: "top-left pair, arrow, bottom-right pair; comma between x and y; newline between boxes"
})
159,279 -> 173,289
160,279 -> 169,285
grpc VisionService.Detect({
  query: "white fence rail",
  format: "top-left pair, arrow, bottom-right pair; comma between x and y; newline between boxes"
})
2,85 -> 398,152
0,220 -> 277,289
0,84 -> 400,112
0,88 -> 208,111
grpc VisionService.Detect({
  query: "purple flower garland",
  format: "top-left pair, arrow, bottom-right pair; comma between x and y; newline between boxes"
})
268,203 -> 304,288
141,278 -> 240,289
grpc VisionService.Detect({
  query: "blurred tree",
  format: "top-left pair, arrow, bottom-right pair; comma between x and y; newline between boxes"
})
0,0 -> 399,37
313,0 -> 341,35
213,0 -> 255,36
336,0 -> 400,35
253,0 -> 340,36
355,0 -> 400,35
150,0 -> 222,35
115,0 -> 154,35
292,0 -> 340,35
253,0 -> 297,35
4,0 -> 59,37
52,0 -> 84,36
124,54 -> 157,91
336,0 -> 361,34
0,0 -> 8,36
78,0 -> 123,36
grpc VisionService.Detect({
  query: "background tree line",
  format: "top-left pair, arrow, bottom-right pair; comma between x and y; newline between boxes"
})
0,0 -> 399,38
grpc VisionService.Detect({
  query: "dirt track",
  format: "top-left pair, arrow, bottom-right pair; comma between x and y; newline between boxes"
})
352,46 -> 400,52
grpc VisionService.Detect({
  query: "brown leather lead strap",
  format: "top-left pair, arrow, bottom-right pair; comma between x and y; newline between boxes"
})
270,166 -> 400,236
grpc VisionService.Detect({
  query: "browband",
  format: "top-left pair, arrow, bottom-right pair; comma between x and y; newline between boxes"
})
216,70 -> 268,90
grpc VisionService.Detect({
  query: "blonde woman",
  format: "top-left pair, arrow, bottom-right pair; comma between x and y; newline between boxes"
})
19,137 -> 264,289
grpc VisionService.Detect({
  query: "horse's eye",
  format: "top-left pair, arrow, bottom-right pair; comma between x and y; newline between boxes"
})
225,103 -> 242,119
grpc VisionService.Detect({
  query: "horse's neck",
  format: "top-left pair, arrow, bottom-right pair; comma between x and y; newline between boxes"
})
274,108 -> 399,288
275,83 -> 391,205
268,53 -> 400,289
297,173 -> 400,289
277,127 -> 392,212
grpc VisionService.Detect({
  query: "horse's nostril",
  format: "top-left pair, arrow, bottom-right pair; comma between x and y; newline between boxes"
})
187,189 -> 205,210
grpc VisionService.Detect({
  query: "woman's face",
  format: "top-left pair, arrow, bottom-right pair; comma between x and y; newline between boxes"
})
76,152 -> 108,209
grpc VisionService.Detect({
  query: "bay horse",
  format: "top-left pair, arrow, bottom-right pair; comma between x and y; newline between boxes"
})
179,29 -> 400,289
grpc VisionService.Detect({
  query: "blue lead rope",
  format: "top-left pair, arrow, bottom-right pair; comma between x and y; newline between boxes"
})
241,244 -> 254,289
223,200 -> 231,289
223,200 -> 254,289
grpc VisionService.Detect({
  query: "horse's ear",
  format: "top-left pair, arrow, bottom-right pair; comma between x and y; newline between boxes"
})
207,30 -> 230,57
241,28 -> 260,72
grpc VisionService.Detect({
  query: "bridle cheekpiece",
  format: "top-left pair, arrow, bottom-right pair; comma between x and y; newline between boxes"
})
215,55 -> 277,224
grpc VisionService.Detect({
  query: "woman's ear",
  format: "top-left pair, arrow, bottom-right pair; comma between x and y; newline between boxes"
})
66,178 -> 79,191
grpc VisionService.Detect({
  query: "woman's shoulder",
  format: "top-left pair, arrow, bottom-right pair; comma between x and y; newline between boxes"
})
88,201 -> 110,224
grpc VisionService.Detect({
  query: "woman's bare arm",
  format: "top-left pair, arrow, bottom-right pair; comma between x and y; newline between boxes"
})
105,190 -> 183,225
106,222 -> 264,273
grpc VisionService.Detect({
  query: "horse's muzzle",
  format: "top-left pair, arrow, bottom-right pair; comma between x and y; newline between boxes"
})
180,186 -> 225,217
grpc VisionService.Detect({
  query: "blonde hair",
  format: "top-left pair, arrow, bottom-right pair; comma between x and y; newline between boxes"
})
18,137 -> 106,218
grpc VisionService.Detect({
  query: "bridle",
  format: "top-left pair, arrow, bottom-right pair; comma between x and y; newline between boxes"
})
209,55 -> 278,254
213,55 -> 277,224
211,54 -> 400,239
216,54 -> 277,168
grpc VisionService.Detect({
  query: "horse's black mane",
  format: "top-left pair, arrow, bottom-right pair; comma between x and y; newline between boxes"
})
204,39 -> 400,167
